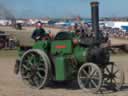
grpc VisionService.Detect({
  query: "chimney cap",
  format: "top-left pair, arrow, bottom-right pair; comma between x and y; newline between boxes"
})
90,1 -> 99,6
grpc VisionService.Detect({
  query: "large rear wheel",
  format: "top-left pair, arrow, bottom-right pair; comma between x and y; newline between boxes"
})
20,49 -> 51,89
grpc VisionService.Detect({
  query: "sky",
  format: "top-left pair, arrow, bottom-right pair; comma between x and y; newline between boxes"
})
0,0 -> 128,18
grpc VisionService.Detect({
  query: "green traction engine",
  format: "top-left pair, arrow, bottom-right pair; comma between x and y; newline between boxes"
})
15,2 -> 124,93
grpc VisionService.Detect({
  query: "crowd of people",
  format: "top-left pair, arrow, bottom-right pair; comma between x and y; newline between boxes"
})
31,21 -> 128,42
70,22 -> 128,40
101,27 -> 128,39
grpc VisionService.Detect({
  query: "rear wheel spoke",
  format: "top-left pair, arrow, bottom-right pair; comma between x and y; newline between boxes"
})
36,72 -> 44,79
37,67 -> 45,72
25,57 -> 33,66
22,64 -> 30,70
33,76 -> 40,86
29,54 -> 35,64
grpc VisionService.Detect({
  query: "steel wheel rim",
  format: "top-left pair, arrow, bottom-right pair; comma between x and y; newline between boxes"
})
20,49 -> 49,89
78,63 -> 102,93
103,63 -> 124,90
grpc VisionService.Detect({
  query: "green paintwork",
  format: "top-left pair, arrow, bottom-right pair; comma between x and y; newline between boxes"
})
32,40 -> 50,52
17,47 -> 23,57
73,45 -> 88,64
18,32 -> 89,81
55,57 -> 66,80
55,56 -> 74,81
51,40 -> 72,55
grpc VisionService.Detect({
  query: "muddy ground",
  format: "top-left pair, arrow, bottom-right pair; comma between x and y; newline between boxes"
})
0,50 -> 128,96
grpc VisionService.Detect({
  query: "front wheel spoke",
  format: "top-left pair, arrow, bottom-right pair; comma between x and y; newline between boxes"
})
111,78 -> 117,86
90,70 -> 96,78
104,77 -> 110,83
113,78 -> 117,84
110,78 -> 113,84
82,78 -> 89,87
115,75 -> 119,79
103,74 -> 109,79
88,66 -> 91,73
114,70 -> 119,75
111,64 -> 114,73
91,77 -> 99,80
82,69 -> 89,76
80,76 -> 87,79
106,67 -> 111,74
91,79 -> 97,88
89,81 -> 92,88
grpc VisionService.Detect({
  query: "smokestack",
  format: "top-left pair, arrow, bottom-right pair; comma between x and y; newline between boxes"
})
0,4 -> 15,20
90,1 -> 100,41
0,4 -> 16,26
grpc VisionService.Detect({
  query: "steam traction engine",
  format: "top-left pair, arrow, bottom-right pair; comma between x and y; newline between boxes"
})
15,2 -> 124,93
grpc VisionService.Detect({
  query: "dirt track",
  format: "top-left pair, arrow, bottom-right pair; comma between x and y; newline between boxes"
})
0,51 -> 128,96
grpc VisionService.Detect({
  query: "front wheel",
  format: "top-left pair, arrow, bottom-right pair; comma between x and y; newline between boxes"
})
103,63 -> 124,91
77,63 -> 102,93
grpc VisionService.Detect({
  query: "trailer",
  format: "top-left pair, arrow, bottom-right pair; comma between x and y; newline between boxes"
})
0,31 -> 17,49
110,38 -> 128,52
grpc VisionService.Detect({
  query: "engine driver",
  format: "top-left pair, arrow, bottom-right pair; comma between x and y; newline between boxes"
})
32,21 -> 48,41
71,23 -> 83,45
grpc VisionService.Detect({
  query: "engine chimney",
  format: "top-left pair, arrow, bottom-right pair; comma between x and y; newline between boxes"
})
90,1 -> 100,41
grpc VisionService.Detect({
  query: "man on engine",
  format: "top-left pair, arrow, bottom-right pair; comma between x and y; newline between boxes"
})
32,21 -> 48,41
